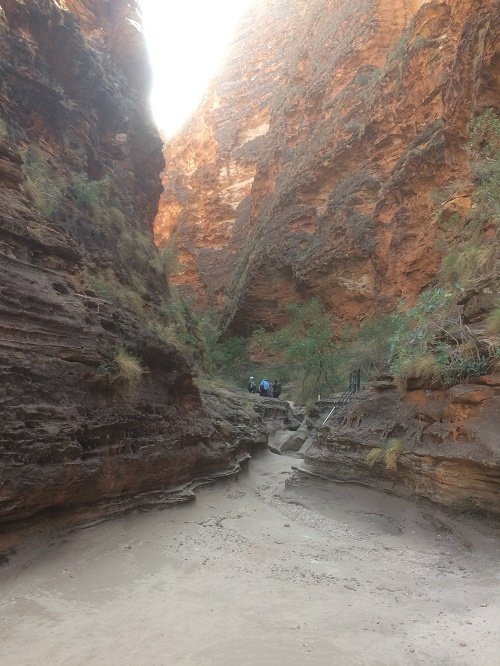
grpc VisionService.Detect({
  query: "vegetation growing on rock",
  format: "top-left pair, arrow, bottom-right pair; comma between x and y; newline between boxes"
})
190,109 -> 499,399
366,439 -> 404,472
115,348 -> 144,385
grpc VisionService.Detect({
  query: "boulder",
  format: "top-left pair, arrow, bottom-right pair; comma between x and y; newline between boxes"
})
268,418 -> 309,455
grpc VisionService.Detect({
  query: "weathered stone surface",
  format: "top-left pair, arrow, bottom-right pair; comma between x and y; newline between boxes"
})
201,384 -> 297,446
449,384 -> 498,404
0,382 -> 295,551
156,0 -> 499,335
476,373 -> 500,386
301,385 -> 500,514
0,1 -> 288,528
268,418 -> 309,454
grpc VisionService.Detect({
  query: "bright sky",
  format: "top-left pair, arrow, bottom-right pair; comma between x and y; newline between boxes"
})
140,0 -> 254,137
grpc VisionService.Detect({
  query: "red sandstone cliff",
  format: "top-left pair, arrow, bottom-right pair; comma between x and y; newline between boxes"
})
156,0 -> 499,335
1,0 -> 498,528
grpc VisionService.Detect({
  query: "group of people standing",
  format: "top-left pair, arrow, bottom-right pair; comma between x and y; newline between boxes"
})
248,377 -> 281,398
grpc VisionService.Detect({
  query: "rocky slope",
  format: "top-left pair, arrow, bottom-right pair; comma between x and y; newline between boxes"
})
0,0 -> 296,527
298,373 -> 500,514
157,0 -> 498,334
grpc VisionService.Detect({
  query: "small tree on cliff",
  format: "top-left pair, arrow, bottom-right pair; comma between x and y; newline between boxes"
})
251,299 -> 338,401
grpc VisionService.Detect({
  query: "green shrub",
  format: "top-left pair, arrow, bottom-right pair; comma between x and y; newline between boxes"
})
151,287 -> 221,372
388,288 -> 453,380
108,206 -> 126,227
68,173 -> 128,230
71,173 -> 108,209
211,336 -> 252,377
339,315 -> 398,377
467,109 -> 500,155
134,231 -> 156,261
84,270 -> 144,315
21,151 -> 126,226
387,288 -> 497,385
150,245 -> 179,281
249,299 -> 339,401
492,347 -> 500,371
22,146 -> 66,218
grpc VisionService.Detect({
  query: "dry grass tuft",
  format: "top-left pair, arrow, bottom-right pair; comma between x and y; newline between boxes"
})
366,447 -> 383,467
366,438 -> 404,471
400,354 -> 441,380
116,348 -> 143,384
440,243 -> 496,287
384,438 -> 404,471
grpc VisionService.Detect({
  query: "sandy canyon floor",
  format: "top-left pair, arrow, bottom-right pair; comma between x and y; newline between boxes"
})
0,450 -> 499,665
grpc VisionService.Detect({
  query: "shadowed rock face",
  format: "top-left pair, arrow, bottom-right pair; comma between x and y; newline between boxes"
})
301,375 -> 500,514
156,0 -> 498,334
0,0 -> 292,526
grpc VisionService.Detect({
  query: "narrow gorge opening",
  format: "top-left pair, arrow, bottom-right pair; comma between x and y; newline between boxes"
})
0,0 -> 498,663
140,0 -> 253,137
148,0 -> 499,407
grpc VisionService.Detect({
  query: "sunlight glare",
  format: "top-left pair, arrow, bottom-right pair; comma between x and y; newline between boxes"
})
140,0 -> 254,137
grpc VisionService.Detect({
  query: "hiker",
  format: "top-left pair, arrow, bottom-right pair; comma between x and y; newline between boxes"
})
259,378 -> 270,397
272,379 -> 281,398
248,376 -> 257,394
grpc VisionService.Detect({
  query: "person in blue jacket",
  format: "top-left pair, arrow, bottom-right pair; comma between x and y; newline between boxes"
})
259,378 -> 270,397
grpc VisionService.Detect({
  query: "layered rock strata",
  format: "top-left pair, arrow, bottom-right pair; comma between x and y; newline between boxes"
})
299,375 -> 500,514
0,0 -> 293,526
157,0 -> 499,334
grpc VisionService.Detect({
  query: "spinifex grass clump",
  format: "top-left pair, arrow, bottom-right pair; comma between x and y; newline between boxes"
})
366,438 -> 404,471
115,348 -> 143,384
440,242 -> 496,287
84,269 -> 145,315
22,145 -> 66,218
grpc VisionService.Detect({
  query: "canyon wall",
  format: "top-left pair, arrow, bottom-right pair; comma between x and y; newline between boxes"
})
157,0 -> 499,334
0,0 -> 282,526
0,0 -> 498,527
301,373 -> 500,514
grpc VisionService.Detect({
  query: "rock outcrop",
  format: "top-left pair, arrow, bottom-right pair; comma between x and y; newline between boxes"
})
0,0 -> 293,528
299,375 -> 500,514
156,0 -> 499,334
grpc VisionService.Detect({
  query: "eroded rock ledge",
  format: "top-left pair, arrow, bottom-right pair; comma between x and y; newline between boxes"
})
299,375 -> 500,514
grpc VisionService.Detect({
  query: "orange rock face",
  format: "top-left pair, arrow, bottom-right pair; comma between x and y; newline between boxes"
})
156,0 -> 499,334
